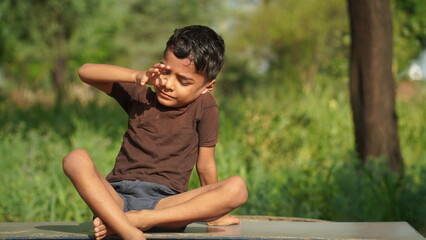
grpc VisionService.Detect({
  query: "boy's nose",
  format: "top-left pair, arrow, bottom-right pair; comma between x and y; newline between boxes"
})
162,77 -> 174,90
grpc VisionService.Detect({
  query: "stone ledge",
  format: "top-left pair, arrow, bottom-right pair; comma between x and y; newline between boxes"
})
0,219 -> 424,240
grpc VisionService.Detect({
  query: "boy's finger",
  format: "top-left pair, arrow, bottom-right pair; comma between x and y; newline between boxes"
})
153,63 -> 171,70
148,67 -> 160,74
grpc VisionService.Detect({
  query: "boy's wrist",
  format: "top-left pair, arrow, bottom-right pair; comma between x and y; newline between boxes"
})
134,70 -> 147,86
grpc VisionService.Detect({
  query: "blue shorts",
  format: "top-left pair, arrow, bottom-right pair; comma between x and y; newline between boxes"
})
109,180 -> 176,212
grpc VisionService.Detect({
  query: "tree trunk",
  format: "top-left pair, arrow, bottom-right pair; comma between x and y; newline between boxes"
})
348,0 -> 403,173
51,54 -> 67,103
51,28 -> 68,104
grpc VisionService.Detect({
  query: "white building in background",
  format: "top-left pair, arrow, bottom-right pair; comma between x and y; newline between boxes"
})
408,49 -> 426,81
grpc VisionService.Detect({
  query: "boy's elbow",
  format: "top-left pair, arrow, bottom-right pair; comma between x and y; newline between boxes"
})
77,63 -> 93,83
196,163 -> 216,174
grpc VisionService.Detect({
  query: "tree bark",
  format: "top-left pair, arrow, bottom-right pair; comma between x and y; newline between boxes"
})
50,17 -> 68,104
51,52 -> 67,104
348,0 -> 403,173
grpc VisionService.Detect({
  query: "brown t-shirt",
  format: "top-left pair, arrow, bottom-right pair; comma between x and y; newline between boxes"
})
105,82 -> 218,193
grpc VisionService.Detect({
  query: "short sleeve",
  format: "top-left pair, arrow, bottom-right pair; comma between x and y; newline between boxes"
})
197,96 -> 219,147
108,82 -> 147,114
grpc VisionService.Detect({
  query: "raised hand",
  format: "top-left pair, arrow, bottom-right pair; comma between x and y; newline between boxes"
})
135,63 -> 171,87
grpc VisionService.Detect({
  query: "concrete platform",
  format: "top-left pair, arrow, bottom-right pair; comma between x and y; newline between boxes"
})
0,220 -> 424,240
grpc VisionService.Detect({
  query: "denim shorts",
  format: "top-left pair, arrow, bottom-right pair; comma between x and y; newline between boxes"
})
109,180 -> 176,212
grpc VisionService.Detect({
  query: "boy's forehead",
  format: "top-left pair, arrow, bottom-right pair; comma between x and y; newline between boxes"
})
162,50 -> 206,80
163,50 -> 193,68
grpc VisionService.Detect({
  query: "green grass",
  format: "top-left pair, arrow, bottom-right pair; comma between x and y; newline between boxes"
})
1,80 -> 425,235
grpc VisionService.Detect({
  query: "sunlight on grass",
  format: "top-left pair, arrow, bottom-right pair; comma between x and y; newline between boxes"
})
1,80 -> 425,233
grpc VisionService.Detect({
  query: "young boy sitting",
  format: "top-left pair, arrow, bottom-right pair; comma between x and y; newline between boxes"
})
63,25 -> 248,240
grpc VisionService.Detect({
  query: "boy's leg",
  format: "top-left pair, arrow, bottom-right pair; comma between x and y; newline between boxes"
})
125,176 -> 248,230
63,148 -> 145,240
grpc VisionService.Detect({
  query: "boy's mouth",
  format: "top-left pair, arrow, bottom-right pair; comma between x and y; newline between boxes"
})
156,88 -> 176,100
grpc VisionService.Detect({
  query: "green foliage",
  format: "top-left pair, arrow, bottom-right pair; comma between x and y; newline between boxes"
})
0,96 -> 127,221
0,0 -> 108,85
392,0 -> 426,76
112,0 -> 225,69
0,0 -> 423,93
223,0 -> 349,91
394,0 -> 426,48
213,80 -> 426,231
0,0 -> 226,95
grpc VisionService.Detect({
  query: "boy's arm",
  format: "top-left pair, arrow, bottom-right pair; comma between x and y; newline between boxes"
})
78,63 -> 141,94
197,146 -> 242,226
196,147 -> 218,186
78,63 -> 170,94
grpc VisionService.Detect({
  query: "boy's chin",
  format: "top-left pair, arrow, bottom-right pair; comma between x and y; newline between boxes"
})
157,97 -> 184,108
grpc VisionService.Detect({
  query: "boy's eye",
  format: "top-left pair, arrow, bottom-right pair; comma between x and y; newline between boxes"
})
161,70 -> 171,75
179,80 -> 191,86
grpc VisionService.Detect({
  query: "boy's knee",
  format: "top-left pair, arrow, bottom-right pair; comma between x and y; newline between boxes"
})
63,148 -> 92,176
225,176 -> 248,207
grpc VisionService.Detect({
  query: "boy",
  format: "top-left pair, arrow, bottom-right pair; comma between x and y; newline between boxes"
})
63,25 -> 248,240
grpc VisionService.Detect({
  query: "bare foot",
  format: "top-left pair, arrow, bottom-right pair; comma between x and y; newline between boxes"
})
93,212 -> 149,236
207,215 -> 240,226
93,217 -> 115,240
93,217 -> 145,240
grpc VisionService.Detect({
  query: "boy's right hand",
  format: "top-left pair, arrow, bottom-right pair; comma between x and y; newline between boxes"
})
135,63 -> 171,87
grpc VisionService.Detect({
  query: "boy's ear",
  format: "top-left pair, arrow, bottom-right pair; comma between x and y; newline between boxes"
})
201,80 -> 216,94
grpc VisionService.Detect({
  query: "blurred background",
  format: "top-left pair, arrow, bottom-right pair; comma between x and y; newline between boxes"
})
0,0 -> 425,236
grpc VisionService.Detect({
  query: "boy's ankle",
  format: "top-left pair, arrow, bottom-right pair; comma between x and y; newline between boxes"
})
125,210 -> 152,230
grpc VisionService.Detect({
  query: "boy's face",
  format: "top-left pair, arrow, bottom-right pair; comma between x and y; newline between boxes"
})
154,50 -> 215,108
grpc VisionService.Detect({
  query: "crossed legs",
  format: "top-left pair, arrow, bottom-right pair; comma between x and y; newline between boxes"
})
63,148 -> 145,240
63,148 -> 248,240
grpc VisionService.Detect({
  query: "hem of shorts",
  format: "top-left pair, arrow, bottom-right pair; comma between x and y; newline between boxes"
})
107,178 -> 182,194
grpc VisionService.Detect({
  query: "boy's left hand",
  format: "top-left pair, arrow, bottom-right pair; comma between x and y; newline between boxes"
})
207,215 -> 240,226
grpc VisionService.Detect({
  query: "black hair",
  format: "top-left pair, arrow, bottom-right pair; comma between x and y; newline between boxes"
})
165,25 -> 225,82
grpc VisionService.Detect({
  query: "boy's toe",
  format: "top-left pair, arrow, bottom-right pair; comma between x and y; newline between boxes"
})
93,217 -> 103,227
